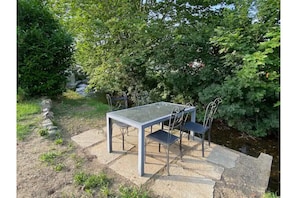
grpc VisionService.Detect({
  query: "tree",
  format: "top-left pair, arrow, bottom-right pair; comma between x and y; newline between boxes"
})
17,0 -> 73,97
47,0 -> 280,137
201,0 -> 280,136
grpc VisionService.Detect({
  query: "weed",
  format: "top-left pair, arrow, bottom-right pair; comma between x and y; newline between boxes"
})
119,185 -> 149,198
54,138 -> 63,145
39,151 -> 61,165
70,154 -> 84,169
74,172 -> 110,194
38,128 -> 49,136
54,163 -> 65,172
100,185 -> 111,197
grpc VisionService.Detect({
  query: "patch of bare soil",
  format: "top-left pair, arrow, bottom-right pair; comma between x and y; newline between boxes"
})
17,115 -> 138,197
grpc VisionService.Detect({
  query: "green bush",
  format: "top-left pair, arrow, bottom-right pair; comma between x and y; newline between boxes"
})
17,0 -> 73,97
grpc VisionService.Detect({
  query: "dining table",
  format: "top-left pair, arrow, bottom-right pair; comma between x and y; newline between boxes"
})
106,101 -> 196,176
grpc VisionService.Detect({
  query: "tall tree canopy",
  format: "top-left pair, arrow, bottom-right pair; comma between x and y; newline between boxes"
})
47,0 -> 280,137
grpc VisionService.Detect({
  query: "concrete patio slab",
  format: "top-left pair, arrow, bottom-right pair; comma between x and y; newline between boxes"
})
71,128 -> 105,149
88,137 -> 135,165
150,163 -> 215,198
109,152 -> 165,186
206,145 -> 240,169
71,127 -> 273,198
176,155 -> 224,180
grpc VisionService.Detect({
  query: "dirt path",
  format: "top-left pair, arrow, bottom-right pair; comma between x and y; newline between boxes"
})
16,128 -> 137,197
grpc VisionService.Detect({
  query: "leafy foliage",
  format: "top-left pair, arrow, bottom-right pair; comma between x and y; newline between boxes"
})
47,0 -> 280,137
17,0 -> 74,97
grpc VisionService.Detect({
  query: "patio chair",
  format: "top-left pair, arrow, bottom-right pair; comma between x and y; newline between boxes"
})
182,100 -> 217,157
213,97 -> 223,115
106,92 -> 130,150
132,90 -> 150,106
146,107 -> 185,175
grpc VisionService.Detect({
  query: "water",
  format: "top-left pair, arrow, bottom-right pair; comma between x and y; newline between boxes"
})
210,120 -> 280,195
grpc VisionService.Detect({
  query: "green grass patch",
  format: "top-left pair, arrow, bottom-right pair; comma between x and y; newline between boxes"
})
17,99 -> 41,140
52,90 -> 109,119
119,185 -> 149,198
74,172 -> 110,195
39,151 -> 61,165
262,192 -> 279,198
17,100 -> 41,120
39,151 -> 67,172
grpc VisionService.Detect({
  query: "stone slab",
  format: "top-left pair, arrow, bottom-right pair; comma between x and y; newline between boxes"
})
109,152 -> 165,186
71,128 -> 106,149
88,137 -> 135,165
150,163 -> 215,198
206,145 -> 240,169
177,155 -> 224,180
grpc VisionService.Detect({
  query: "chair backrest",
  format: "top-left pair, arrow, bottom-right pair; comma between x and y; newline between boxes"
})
213,97 -> 222,115
168,107 -> 185,133
132,90 -> 150,106
203,101 -> 217,128
106,92 -> 128,111
182,101 -> 216,128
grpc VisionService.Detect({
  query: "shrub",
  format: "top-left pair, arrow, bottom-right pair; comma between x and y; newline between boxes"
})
17,0 -> 73,97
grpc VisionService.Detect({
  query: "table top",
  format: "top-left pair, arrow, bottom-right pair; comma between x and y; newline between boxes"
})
107,102 -> 195,127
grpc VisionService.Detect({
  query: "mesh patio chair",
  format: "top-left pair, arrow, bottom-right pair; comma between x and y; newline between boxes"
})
146,107 -> 185,175
106,92 -> 130,150
132,90 -> 151,106
182,100 -> 218,157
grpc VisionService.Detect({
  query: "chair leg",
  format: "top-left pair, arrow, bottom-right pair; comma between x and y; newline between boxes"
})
202,133 -> 205,157
188,132 -> 190,140
167,145 -> 170,176
180,133 -> 183,161
120,127 -> 126,150
122,132 -> 125,150
208,130 -> 211,146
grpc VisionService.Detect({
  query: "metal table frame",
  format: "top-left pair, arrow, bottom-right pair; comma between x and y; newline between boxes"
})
106,101 -> 196,176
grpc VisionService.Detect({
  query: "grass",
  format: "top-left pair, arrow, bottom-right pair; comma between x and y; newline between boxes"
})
262,191 -> 279,198
17,99 -> 41,140
74,172 -> 110,196
73,171 -> 150,197
51,90 -> 110,136
53,90 -> 109,119
119,186 -> 149,198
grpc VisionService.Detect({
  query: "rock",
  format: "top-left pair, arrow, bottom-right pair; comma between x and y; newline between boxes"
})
76,83 -> 88,96
47,126 -> 58,131
42,111 -> 54,120
41,99 -> 52,109
48,129 -> 58,137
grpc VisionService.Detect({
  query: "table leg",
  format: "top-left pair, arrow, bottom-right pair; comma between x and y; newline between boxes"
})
138,125 -> 145,176
107,116 -> 112,153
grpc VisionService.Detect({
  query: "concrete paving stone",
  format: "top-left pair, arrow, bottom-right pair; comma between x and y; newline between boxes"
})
177,155 -> 224,180
145,140 -> 190,165
87,137 -> 135,165
151,163 -> 215,198
206,145 -> 240,169
71,127 -> 272,197
71,128 -> 106,149
184,140 -> 213,159
109,152 -> 165,186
